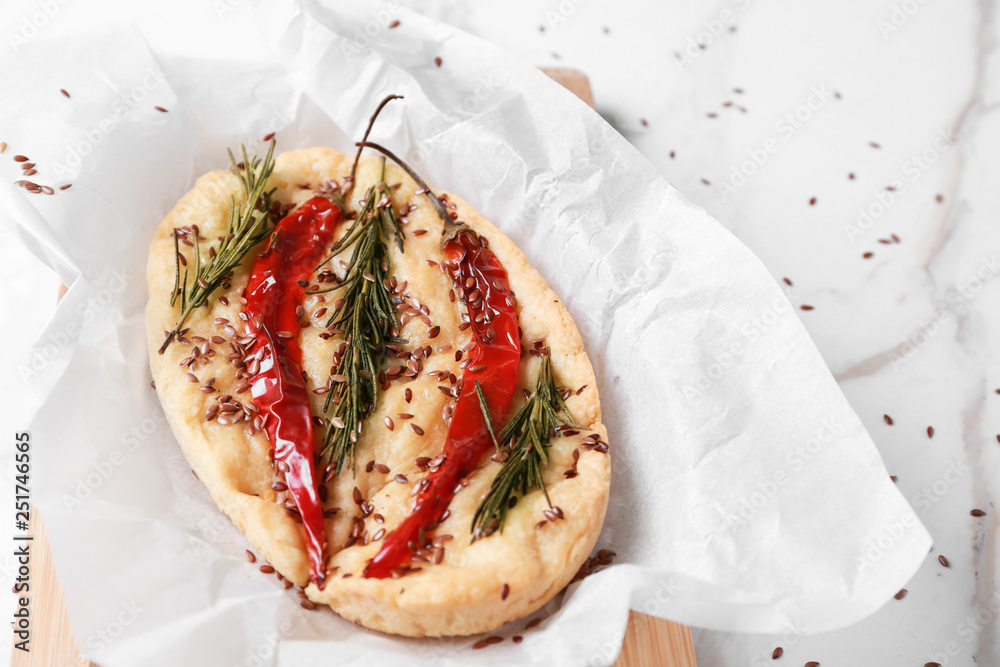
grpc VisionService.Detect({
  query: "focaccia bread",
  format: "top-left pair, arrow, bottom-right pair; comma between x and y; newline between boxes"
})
145,147 -> 610,637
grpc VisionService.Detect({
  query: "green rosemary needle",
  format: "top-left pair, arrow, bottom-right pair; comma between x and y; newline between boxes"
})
159,140 -> 276,354
471,352 -> 584,540
312,157 -> 405,473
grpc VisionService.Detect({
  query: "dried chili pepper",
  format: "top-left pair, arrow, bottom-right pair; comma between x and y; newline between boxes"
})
244,194 -> 343,587
364,228 -> 521,578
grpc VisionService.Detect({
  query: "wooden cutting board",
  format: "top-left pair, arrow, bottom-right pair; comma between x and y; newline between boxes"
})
11,71 -> 696,667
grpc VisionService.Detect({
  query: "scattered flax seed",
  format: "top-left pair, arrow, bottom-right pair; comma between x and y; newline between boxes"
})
805,663 -> 820,667
13,155 -> 28,162
772,647 -> 783,659
246,550 -> 256,563
513,635 -> 523,644
926,663 -> 942,667
971,509 -> 986,517
870,141 -> 881,148
60,88 -> 70,98
862,252 -> 874,259
890,475 -> 897,482
395,474 -> 408,484
800,305 -> 814,311
263,132 -> 275,142
410,424 -> 424,436
434,56 -> 442,67
938,554 -> 950,568
809,197 -> 816,206
783,277 -> 793,286
927,426 -> 934,438
375,464 -> 390,474
884,414 -> 893,425
259,565 -> 275,574
501,583 -> 510,600
154,106 -> 168,112
384,417 -> 394,431
472,636 -> 503,649
894,588 -> 907,600
936,194 -> 944,203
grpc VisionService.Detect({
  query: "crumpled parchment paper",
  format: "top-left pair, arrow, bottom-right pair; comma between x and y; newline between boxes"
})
0,1 -> 931,665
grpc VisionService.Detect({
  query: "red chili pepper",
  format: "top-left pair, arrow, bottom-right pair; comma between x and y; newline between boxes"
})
244,196 -> 342,588
364,229 -> 521,578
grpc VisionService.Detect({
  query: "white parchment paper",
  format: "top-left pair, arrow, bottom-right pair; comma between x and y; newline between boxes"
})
0,1 -> 931,665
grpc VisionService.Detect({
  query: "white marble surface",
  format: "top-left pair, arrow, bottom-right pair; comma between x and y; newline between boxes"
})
0,0 -> 996,665
406,1 -> 997,665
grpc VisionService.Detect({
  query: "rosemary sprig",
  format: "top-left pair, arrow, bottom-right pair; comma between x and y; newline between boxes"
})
159,140 -> 276,354
312,158 -> 405,473
471,352 -> 583,540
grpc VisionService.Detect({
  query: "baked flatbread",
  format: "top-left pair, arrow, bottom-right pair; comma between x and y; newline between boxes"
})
145,147 -> 610,637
